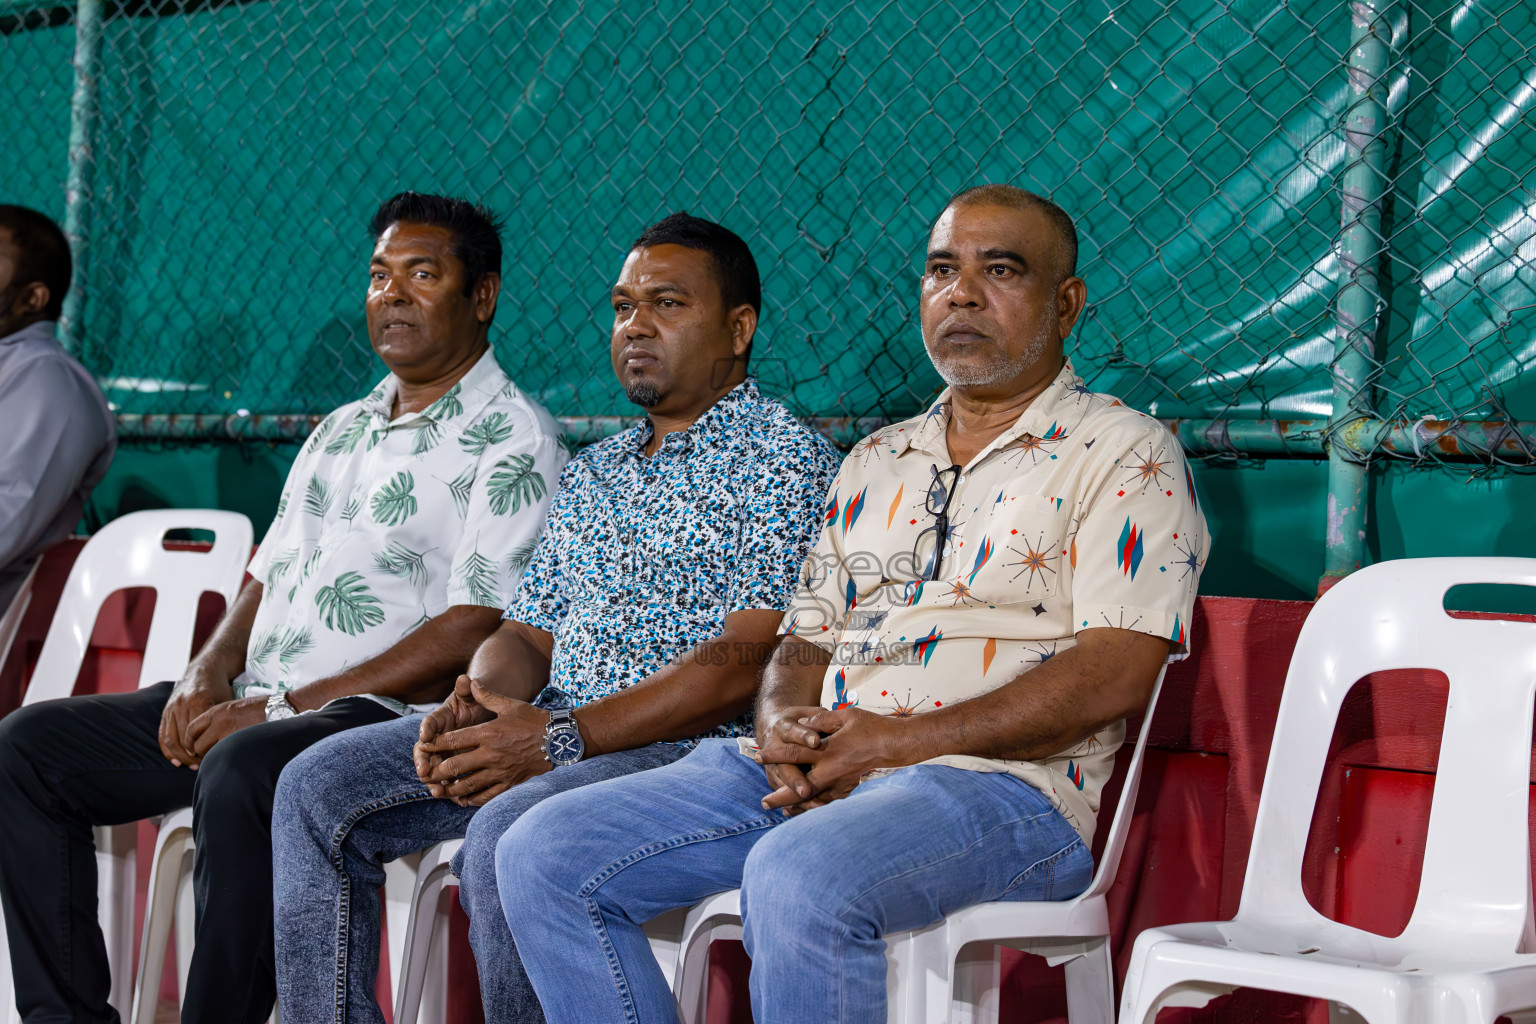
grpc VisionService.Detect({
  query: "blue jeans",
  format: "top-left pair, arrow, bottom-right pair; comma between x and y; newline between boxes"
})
270,711 -> 688,1024
496,738 -> 1094,1024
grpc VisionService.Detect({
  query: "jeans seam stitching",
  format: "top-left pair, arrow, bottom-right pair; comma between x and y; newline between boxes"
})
585,895 -> 641,1024
1003,836 -> 1087,896
326,787 -> 438,1024
838,815 -> 1084,911
574,815 -> 781,899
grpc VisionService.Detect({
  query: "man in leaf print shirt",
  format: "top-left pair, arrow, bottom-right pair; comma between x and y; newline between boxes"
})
0,193 -> 565,1024
270,213 -> 841,1024
494,187 -> 1209,1024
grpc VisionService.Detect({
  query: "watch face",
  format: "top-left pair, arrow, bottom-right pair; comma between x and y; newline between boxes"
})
547,727 -> 584,766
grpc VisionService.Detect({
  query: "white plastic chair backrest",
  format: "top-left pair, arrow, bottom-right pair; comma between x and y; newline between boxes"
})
1235,557 -> 1536,957
1079,661 -> 1169,902
0,558 -> 43,673
23,510 -> 253,703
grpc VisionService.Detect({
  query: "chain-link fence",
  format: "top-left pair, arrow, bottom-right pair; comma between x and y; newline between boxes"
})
3,0 -> 1533,459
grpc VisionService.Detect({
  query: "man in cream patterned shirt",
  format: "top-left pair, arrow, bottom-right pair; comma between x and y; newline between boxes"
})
0,192 -> 564,1024
497,185 -> 1208,1024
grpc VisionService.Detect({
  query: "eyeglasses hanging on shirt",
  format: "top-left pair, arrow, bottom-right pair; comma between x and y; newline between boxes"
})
912,463 -> 961,582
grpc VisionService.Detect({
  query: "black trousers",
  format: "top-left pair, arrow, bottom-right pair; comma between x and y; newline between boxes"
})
0,680 -> 396,1024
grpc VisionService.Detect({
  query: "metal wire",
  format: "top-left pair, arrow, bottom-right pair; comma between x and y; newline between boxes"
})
2,0 -> 1532,472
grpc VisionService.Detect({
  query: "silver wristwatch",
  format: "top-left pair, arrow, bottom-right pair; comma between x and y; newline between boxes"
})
543,708 -> 585,766
265,693 -> 297,722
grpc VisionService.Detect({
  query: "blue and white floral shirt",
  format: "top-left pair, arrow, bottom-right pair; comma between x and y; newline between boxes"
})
508,377 -> 841,739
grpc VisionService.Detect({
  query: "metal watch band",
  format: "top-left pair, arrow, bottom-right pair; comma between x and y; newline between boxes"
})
543,707 -> 585,766
265,692 -> 296,721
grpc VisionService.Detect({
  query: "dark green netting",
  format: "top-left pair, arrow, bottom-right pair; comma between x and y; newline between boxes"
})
2,0 -> 1532,431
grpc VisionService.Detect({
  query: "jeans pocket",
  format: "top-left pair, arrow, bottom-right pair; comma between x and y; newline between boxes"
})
1001,836 -> 1091,902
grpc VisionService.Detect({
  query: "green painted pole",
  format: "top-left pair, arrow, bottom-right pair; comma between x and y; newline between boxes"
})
111,412 -> 1536,463
1321,0 -> 1397,593
58,0 -> 104,357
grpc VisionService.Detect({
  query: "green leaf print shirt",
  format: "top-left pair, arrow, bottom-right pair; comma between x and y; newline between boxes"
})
240,349 -> 568,703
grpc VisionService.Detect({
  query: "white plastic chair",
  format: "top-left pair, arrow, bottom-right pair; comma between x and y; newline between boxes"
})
0,558 -> 42,674
0,510 -> 252,1023
130,523 -> 421,1024
672,663 -> 1171,1024
1120,557 -> 1536,1024
391,838 -> 690,1024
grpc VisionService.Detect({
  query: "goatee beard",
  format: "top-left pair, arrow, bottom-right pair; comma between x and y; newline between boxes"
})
624,382 -> 662,408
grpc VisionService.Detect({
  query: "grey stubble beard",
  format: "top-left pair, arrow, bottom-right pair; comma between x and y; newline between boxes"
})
925,309 -> 1053,389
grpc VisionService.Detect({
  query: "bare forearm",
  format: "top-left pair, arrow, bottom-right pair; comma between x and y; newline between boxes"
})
578,610 -> 787,756
465,619 -> 554,703
756,635 -> 831,725
575,651 -> 754,756
287,605 -> 503,712
186,580 -> 262,685
880,629 -> 1168,764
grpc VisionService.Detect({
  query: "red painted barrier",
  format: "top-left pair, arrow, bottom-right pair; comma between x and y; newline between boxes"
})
4,541 -> 1532,1024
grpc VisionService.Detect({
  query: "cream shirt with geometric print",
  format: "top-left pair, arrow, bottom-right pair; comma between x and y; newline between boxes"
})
775,358 -> 1208,844
241,348 -> 568,702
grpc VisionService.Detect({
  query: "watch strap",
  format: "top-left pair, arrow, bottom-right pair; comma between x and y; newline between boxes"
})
543,707 -> 585,765
265,692 -> 296,720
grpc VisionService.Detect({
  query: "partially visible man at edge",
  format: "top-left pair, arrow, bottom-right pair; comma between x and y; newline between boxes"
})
497,185 -> 1211,1024
0,205 -> 114,614
271,213 -> 843,1024
0,191 -> 567,1024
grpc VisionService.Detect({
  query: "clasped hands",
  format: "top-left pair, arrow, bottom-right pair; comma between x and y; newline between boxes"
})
414,674 -> 551,807
750,704 -> 903,815
157,670 -> 267,769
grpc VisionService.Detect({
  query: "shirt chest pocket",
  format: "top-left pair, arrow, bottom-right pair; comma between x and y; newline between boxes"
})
950,494 -> 1070,605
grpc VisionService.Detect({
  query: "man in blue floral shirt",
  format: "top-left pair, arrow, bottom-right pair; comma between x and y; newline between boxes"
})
271,213 -> 841,1023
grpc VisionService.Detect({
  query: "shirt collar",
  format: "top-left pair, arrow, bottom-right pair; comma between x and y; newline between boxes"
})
899,358 -> 1087,460
623,376 -> 763,455
0,320 -> 60,347
359,347 -> 509,425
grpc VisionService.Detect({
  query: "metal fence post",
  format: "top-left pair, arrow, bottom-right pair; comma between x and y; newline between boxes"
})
1320,0 -> 1396,594
59,0 -> 104,357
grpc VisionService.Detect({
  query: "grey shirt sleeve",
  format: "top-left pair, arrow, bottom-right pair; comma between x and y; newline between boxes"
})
0,353 -> 113,574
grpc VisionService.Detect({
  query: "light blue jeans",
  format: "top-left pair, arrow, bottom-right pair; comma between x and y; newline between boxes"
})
270,708 -> 687,1024
496,738 -> 1093,1024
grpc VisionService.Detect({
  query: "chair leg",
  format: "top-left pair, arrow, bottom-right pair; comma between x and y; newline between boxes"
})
1061,939 -> 1115,1024
419,895 -> 450,1024
1127,980 -> 1237,1024
886,923 -> 953,1024
174,849 -> 196,1004
94,823 -> 137,1017
384,854 -> 423,997
951,942 -> 1002,1024
0,908 -> 17,1024
393,865 -> 453,1024
130,824 -> 194,1024
643,907 -> 688,990
674,922 -> 739,1024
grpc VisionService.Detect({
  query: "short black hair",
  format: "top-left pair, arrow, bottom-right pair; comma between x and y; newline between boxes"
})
0,205 -> 71,319
632,212 -> 761,314
944,184 -> 1079,282
369,192 -> 504,298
